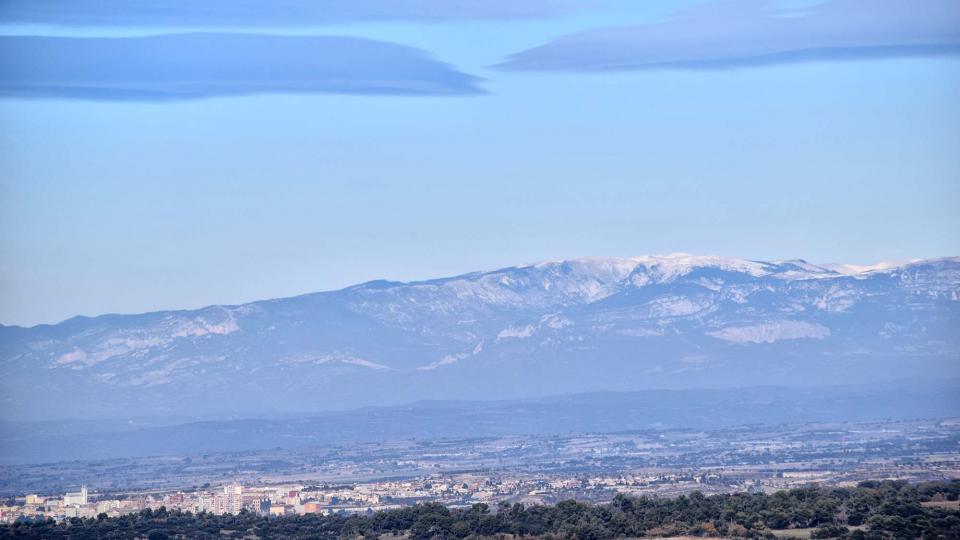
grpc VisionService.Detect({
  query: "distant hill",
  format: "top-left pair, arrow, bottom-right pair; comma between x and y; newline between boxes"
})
1,379 -> 958,464
1,254 -> 958,420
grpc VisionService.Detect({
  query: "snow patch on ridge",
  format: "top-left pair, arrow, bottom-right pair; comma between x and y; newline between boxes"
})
823,261 -> 913,275
813,285 -> 858,312
648,296 -> 711,317
417,354 -> 461,371
339,357 -> 389,370
50,309 -> 240,368
540,314 -> 573,329
280,353 -> 388,370
708,321 -> 831,344
53,337 -> 166,367
631,254 -> 773,281
55,349 -> 88,366
496,325 -> 535,341
617,327 -> 665,337
171,316 -> 239,338
417,341 -> 485,371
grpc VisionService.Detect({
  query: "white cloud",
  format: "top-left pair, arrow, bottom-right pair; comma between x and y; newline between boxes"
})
0,33 -> 483,101
0,0 -> 576,27
497,0 -> 960,71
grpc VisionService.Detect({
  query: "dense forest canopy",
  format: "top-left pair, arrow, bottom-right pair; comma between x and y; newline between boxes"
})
3,480 -> 959,539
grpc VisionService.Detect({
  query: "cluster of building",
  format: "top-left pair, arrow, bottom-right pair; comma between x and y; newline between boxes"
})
0,468 -> 845,524
0,481 -> 400,524
0,485 -> 129,522
4,418 -> 958,525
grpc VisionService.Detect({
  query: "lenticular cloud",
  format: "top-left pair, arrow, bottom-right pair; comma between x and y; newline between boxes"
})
496,0 -> 960,71
0,0 -> 574,27
0,33 -> 484,101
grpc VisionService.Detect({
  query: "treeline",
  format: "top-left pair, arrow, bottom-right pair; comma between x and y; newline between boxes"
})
2,480 -> 959,539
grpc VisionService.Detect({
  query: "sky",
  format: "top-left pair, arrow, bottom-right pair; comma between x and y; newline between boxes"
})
1,0 -> 959,327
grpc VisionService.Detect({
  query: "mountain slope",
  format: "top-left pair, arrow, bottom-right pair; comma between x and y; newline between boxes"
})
1,254 -> 958,420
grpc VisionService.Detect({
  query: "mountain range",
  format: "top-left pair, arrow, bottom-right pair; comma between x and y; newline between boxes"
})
1,254 -> 958,421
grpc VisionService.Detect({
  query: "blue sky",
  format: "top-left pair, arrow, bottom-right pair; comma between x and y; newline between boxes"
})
1,0 -> 959,326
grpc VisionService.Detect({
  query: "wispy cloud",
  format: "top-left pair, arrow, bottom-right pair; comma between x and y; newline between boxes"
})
0,0 -> 576,27
0,33 -> 483,101
496,0 -> 960,71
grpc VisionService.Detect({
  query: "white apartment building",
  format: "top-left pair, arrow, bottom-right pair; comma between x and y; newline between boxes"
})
63,485 -> 88,506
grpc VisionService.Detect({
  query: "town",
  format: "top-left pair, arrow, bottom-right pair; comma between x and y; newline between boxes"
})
3,417 -> 958,524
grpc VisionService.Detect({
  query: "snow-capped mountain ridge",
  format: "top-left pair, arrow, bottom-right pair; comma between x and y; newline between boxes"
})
0,255 -> 957,421
7,254 -> 954,330
421,253 -> 958,294
347,254 -> 957,314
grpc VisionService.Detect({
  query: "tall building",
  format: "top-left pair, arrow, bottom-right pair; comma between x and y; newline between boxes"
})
224,482 -> 243,514
63,485 -> 88,506
195,493 -> 214,514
